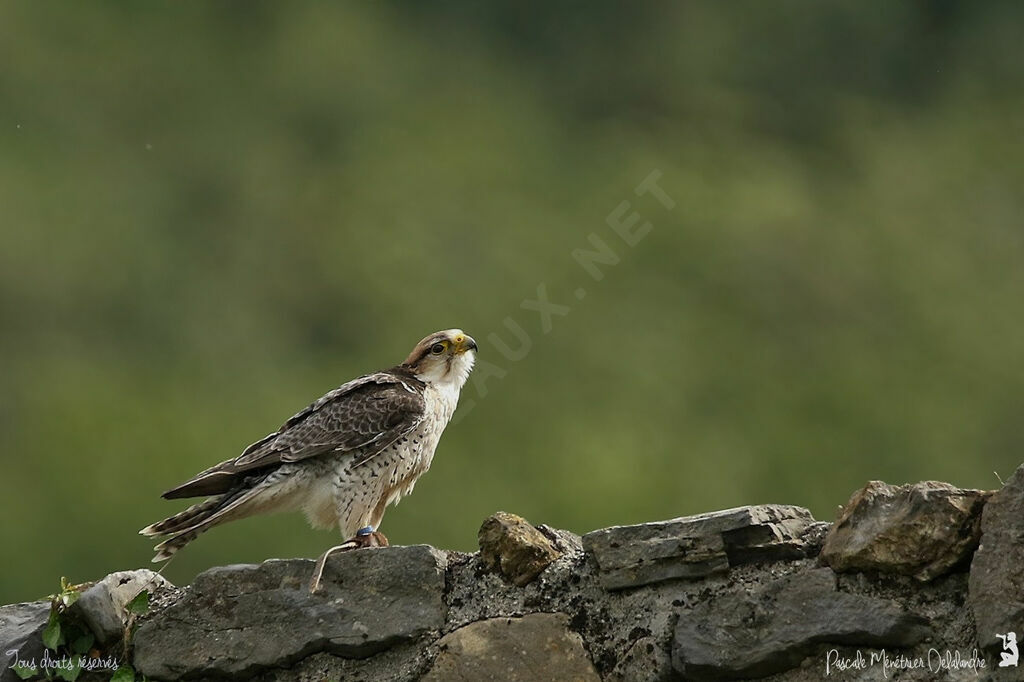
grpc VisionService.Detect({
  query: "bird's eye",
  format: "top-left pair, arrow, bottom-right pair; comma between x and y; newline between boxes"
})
430,342 -> 446,355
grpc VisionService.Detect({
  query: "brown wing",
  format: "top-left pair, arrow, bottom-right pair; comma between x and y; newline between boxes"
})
162,371 -> 425,499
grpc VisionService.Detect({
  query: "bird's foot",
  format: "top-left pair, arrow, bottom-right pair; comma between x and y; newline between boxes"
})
350,525 -> 390,549
309,527 -> 390,592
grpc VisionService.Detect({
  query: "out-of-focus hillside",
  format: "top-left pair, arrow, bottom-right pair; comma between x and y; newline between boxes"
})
1,1 -> 1022,602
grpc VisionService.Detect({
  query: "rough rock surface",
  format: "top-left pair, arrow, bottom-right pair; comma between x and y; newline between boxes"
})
672,567 -> 930,680
582,504 -> 817,590
822,480 -> 990,581
133,545 -> 447,679
422,613 -> 601,681
970,464 -> 1024,653
0,601 -> 49,682
0,475 -> 1013,681
70,569 -> 171,645
478,511 -> 561,586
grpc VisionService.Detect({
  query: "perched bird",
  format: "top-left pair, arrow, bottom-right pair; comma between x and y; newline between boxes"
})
141,329 -> 477,589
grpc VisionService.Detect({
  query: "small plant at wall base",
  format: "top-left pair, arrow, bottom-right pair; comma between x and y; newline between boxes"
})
12,578 -> 150,682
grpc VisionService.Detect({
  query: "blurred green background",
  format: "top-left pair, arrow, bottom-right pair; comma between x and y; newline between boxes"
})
2,2 -> 1023,604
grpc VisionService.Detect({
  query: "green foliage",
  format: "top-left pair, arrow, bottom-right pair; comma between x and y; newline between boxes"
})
125,590 -> 149,617
41,611 -> 62,651
70,630 -> 95,655
22,578 -> 146,682
34,578 -> 86,681
13,662 -> 38,680
2,2 -> 1023,604
53,578 -> 80,609
54,660 -> 81,682
110,665 -> 136,682
42,578 -> 83,652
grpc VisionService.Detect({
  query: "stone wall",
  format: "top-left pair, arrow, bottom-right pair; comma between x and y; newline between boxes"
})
3,465 -> 1024,681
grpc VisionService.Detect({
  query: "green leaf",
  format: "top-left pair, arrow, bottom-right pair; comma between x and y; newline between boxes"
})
70,629 -> 95,654
126,590 -> 149,615
12,662 -> 38,680
42,612 -> 63,650
63,622 -> 82,643
110,664 -> 136,682
55,659 -> 81,682
60,590 -> 80,608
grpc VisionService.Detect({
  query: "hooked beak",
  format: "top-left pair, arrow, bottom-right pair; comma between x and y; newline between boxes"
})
455,334 -> 478,354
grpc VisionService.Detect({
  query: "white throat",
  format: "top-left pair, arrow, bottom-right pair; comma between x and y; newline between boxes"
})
415,350 -> 475,395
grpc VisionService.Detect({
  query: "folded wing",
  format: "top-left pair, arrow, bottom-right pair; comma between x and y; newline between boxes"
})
161,372 -> 426,499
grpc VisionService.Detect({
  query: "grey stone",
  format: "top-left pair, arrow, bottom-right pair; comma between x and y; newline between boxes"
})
821,480 -> 990,581
0,601 -> 50,682
70,569 -> 172,645
672,567 -> 930,680
478,512 -> 561,587
535,523 -> 584,555
251,647 -> 428,682
133,545 -> 446,679
607,635 -> 674,682
422,613 -> 601,682
970,464 -> 1024,652
800,520 -> 831,552
582,505 -> 816,590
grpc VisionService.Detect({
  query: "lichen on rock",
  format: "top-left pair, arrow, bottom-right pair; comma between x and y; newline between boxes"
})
477,511 -> 561,587
821,480 -> 990,581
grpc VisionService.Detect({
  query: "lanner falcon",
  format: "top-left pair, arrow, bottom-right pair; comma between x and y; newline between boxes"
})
141,329 -> 476,589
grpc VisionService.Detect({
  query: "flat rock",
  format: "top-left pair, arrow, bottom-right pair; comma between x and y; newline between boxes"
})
251,648 -> 427,682
970,464 -> 1024,652
478,512 -> 561,586
0,601 -> 50,682
422,613 -> 600,682
71,569 -> 172,644
821,480 -> 990,581
133,545 -> 447,680
672,568 -> 930,680
607,635 -> 674,682
582,505 -> 817,590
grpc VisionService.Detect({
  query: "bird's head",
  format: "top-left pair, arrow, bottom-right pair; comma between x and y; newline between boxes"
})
403,328 -> 477,389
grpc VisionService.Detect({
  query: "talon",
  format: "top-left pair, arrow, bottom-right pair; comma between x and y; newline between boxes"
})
308,530 -> 389,592
309,543 -> 350,593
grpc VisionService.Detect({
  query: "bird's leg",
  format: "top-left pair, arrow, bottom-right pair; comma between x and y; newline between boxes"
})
309,526 -> 390,592
369,528 -> 389,547
345,525 -> 390,548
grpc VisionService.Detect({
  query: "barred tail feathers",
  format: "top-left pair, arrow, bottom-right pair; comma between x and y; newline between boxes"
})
140,484 -> 273,562
139,496 -> 224,538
